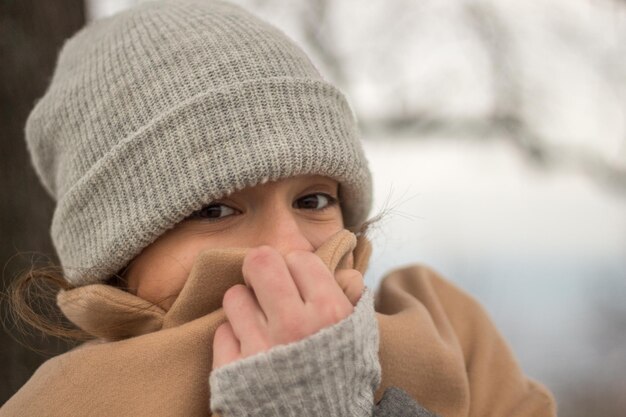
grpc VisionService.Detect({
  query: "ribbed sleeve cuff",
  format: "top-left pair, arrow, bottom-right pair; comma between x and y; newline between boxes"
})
373,387 -> 440,417
209,287 -> 381,417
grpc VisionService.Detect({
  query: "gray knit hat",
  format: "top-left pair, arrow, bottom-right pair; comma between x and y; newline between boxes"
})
25,0 -> 372,286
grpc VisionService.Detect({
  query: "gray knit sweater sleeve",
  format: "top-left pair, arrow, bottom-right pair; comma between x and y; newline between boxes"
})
373,387 -> 441,417
209,287 -> 381,417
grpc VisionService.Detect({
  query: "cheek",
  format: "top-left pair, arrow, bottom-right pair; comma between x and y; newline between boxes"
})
126,245 -> 202,310
134,267 -> 189,310
305,219 -> 345,249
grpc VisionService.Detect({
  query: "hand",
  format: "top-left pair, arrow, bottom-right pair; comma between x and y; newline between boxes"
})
212,246 -> 363,369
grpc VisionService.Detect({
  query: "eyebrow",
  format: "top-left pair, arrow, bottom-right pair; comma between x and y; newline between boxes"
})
299,182 -> 338,194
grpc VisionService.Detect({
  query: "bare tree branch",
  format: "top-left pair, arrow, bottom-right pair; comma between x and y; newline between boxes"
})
297,0 -> 347,85
361,113 -> 626,195
358,1 -> 626,195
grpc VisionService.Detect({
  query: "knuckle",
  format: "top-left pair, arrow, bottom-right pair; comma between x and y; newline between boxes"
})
241,331 -> 272,356
318,299 -> 352,324
338,268 -> 362,280
249,246 -> 276,263
275,315 -> 307,341
336,269 -> 364,291
243,246 -> 277,275
285,251 -> 327,276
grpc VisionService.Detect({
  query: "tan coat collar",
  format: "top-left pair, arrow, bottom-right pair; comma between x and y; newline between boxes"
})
57,229 -> 372,340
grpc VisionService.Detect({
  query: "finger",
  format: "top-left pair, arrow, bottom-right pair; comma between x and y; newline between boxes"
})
212,321 -> 241,370
222,284 -> 269,356
335,269 -> 364,305
284,250 -> 345,303
242,246 -> 304,321
339,252 -> 354,270
285,251 -> 354,328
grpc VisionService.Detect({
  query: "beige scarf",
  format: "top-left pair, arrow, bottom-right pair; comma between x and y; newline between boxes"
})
1,229 -> 555,417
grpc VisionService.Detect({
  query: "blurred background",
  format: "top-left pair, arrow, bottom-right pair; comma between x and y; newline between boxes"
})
1,0 -> 625,414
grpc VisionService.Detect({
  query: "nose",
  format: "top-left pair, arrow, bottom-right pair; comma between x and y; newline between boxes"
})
254,205 -> 314,256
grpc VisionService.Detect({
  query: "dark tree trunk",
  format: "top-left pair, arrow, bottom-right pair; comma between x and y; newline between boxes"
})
0,0 -> 85,405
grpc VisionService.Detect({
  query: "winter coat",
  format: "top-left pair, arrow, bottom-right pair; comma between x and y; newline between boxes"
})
0,229 -> 556,417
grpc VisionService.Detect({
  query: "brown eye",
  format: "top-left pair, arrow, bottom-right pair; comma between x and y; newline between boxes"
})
294,193 -> 337,211
190,203 -> 237,221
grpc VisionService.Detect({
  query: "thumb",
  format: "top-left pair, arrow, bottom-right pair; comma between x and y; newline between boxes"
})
334,268 -> 364,306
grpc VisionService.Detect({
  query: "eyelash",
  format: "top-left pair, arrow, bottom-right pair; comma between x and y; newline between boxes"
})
294,193 -> 339,212
189,193 -> 339,221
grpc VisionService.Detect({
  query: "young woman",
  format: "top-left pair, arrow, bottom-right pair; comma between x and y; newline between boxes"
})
3,1 -> 556,416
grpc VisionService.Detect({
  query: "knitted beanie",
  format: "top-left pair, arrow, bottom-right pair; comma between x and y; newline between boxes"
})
25,0 -> 372,286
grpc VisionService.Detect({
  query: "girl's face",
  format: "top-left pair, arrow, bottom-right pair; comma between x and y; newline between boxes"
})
123,174 -> 344,310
